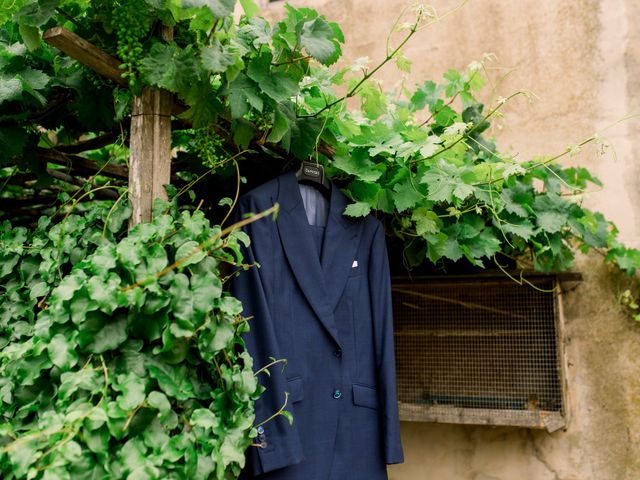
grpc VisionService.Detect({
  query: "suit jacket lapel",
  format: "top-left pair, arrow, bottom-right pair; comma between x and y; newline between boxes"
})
321,185 -> 363,310
276,172 -> 341,346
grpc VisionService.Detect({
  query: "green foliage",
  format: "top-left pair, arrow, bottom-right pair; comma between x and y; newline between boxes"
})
2,0 -> 640,476
0,199 -> 260,479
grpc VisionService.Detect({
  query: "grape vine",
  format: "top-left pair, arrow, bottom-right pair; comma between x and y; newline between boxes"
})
110,0 -> 153,89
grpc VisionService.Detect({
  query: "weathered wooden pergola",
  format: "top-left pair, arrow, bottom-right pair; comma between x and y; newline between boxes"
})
43,25 -> 175,226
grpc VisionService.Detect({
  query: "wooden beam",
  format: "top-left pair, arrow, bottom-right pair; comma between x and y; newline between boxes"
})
38,148 -> 129,180
46,168 -> 120,199
55,131 -> 119,154
129,86 -> 173,225
42,27 -> 127,87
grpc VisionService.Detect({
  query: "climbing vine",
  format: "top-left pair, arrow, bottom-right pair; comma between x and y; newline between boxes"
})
2,0 -> 640,478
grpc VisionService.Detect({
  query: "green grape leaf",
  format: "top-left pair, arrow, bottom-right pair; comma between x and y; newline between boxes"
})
411,80 -> 440,111
343,201 -> 371,218
412,208 -> 439,237
239,0 -> 259,17
299,17 -> 340,65
332,150 -> 382,182
139,43 -> 201,94
13,0 -> 57,27
393,180 -> 423,212
201,40 -> 238,74
18,24 -> 40,51
225,73 -> 264,119
247,51 -> 298,102
0,76 -> 22,104
420,161 -> 475,203
536,211 -> 568,233
267,103 -> 294,143
184,0 -> 236,18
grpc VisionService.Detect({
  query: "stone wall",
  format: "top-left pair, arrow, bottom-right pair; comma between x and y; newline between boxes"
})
260,1 -> 640,478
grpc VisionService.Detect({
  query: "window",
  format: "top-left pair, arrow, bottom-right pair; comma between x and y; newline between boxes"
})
392,273 -> 575,432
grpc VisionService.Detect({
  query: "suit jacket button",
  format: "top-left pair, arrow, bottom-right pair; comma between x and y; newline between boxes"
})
256,426 -> 264,435
258,434 -> 266,442
334,349 -> 342,358
333,389 -> 342,399
260,441 -> 268,449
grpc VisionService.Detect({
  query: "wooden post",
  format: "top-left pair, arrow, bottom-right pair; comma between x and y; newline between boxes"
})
129,87 -> 173,226
128,25 -> 174,226
43,25 -> 176,227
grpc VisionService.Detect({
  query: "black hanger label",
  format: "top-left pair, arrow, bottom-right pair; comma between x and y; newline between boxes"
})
303,164 -> 321,178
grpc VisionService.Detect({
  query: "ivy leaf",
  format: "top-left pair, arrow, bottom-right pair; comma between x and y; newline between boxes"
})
238,17 -> 273,48
147,391 -> 171,419
356,80 -> 386,120
51,272 -> 85,303
289,117 -> 323,159
145,359 -> 194,400
175,240 -> 205,268
299,18 -> 340,65
343,201 -> 371,218
190,409 -> 220,430
191,271 -> 222,315
114,373 -> 147,410
86,314 -> 128,354
47,333 -> 79,370
465,228 -> 501,259
86,274 -> 121,314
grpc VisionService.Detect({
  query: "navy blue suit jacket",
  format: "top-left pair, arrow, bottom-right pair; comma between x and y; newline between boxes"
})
232,172 -> 403,479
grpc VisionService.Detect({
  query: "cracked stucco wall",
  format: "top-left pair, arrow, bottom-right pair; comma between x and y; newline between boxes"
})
260,0 -> 640,478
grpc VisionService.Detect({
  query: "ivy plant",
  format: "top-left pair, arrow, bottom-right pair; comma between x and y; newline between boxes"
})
0,196 -> 274,479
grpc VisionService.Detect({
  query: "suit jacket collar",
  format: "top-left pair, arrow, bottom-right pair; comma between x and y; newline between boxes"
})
276,172 -> 363,347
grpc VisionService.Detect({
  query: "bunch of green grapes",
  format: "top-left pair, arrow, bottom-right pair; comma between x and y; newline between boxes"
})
110,0 -> 152,88
193,128 -> 228,169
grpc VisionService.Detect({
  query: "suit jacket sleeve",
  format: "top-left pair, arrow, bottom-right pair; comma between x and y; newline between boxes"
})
369,221 -> 404,464
231,195 -> 304,475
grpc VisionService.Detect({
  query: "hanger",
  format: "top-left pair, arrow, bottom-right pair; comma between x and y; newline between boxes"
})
295,160 -> 331,194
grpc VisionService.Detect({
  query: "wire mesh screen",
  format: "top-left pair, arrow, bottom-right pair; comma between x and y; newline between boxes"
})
392,275 -> 566,431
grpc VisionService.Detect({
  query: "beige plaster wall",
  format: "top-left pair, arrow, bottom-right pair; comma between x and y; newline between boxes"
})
260,1 -> 640,478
